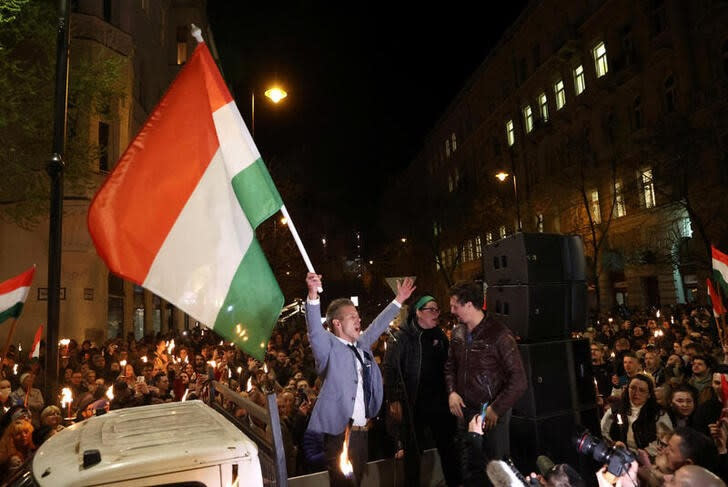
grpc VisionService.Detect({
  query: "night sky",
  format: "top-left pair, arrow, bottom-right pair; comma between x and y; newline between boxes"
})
207,2 -> 528,233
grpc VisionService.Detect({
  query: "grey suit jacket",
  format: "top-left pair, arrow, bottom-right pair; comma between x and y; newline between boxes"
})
305,299 -> 400,435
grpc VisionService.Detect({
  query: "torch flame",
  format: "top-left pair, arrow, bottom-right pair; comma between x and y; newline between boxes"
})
120,359 -> 127,367
263,363 -> 268,374
617,413 -> 623,425
228,368 -> 232,379
246,377 -> 253,392
13,364 -> 18,375
181,388 -> 189,402
338,423 -> 354,477
237,366 -> 242,374
167,339 -> 175,355
141,356 -> 148,363
106,386 -> 114,400
656,310 -> 660,319
60,387 -> 73,407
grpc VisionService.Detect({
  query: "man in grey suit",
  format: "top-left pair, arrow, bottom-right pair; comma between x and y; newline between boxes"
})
305,272 -> 415,486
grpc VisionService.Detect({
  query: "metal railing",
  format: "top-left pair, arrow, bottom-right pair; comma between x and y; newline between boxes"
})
206,378 -> 288,486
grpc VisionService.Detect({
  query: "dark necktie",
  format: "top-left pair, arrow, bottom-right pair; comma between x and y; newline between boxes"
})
347,344 -> 373,418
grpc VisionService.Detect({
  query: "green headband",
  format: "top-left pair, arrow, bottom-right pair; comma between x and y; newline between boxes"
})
414,295 -> 435,310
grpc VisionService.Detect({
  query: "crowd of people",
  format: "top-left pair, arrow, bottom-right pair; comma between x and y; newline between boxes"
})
1,282 -> 728,486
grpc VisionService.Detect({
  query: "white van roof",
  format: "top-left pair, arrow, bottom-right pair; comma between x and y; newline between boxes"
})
32,400 -> 259,486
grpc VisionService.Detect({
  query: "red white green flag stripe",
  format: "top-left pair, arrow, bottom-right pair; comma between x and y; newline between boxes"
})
0,266 -> 36,324
713,245 -> 728,296
707,278 -> 726,318
88,43 -> 283,360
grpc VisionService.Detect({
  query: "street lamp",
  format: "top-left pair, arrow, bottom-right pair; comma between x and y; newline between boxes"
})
495,171 -> 522,232
251,85 -> 288,137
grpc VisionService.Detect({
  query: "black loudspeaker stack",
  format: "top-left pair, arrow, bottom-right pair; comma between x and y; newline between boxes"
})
482,233 -> 598,475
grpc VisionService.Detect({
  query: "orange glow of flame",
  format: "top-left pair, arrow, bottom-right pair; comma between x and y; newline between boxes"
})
60,387 -> 73,406
338,423 -> 354,477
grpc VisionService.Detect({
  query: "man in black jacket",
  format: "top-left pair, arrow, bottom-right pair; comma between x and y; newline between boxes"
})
383,294 -> 460,486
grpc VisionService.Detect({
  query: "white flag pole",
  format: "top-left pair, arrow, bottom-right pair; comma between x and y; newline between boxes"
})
281,205 -> 323,293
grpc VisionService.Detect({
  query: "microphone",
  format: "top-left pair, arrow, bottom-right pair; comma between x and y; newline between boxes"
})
485,460 -> 527,486
536,455 -> 555,477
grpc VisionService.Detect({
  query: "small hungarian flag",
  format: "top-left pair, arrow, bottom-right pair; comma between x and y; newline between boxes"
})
712,245 -> 728,295
88,42 -> 283,360
0,266 -> 36,323
722,375 -> 728,408
707,278 -> 726,318
30,324 -> 42,358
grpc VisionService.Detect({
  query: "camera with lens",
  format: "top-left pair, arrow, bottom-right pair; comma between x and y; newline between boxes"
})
575,430 -> 636,477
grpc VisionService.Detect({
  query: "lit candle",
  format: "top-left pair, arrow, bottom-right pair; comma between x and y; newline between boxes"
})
246,377 -> 253,392
141,356 -> 148,363
60,388 -> 73,418
120,359 -> 127,367
106,386 -> 114,400
617,413 -> 623,425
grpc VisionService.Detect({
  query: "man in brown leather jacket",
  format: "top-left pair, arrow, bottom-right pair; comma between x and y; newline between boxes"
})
444,281 -> 527,465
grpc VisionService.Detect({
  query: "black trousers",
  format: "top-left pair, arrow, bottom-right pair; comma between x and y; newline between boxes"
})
324,430 -> 368,487
457,407 -> 512,487
403,407 -> 460,487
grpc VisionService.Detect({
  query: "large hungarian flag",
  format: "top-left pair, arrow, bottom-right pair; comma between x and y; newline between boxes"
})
88,42 -> 283,360
713,245 -> 728,295
0,266 -> 36,323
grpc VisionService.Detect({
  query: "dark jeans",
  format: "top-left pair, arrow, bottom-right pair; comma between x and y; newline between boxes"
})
402,407 -> 460,486
458,407 -> 512,486
324,430 -> 368,487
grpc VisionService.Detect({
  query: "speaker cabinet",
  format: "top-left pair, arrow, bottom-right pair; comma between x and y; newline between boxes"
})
487,282 -> 586,340
483,233 -> 586,285
513,339 -> 596,417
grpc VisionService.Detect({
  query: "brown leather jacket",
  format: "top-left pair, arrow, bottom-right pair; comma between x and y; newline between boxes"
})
444,313 -> 527,416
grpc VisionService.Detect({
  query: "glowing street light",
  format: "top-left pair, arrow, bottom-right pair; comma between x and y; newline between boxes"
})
495,171 -> 522,231
251,85 -> 288,137
264,87 -> 288,103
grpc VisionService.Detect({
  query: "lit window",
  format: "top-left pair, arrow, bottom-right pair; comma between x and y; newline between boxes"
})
499,225 -> 507,239
615,180 -> 626,217
536,214 -> 544,233
641,168 -> 656,208
538,92 -> 549,122
574,65 -> 586,95
445,139 -> 451,158
593,42 -> 609,77
664,75 -> 676,112
433,221 -> 439,237
590,190 -> 601,224
486,232 -> 493,244
523,105 -> 534,133
451,133 -> 457,152
475,236 -> 482,258
506,120 -> 515,146
554,80 -> 566,110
